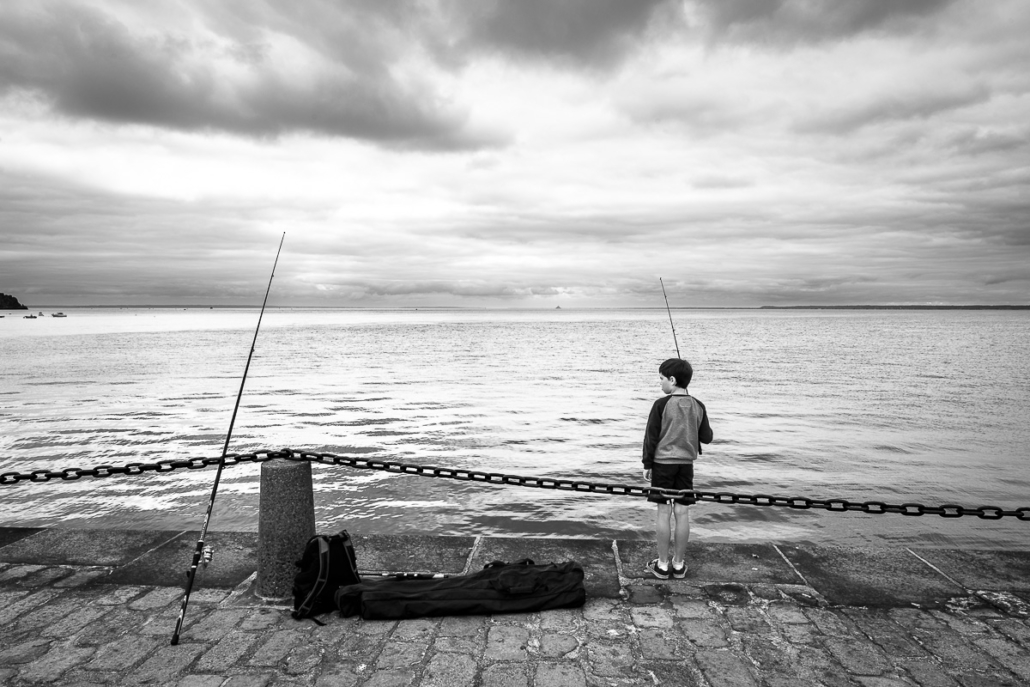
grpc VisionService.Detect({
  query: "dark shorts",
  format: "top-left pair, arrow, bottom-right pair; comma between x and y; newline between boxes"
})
648,462 -> 696,505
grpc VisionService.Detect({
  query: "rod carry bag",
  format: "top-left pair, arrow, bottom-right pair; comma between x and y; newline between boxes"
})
334,558 -> 585,620
292,529 -> 360,622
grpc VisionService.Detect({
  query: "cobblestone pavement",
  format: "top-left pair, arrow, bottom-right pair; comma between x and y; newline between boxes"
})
3,561 -> 1030,687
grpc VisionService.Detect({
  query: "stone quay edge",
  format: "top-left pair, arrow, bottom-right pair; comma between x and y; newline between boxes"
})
2,527 -> 1030,686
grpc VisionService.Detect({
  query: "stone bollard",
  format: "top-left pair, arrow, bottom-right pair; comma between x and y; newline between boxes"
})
257,459 -> 316,599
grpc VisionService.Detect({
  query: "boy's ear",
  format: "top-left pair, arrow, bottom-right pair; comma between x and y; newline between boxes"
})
668,376 -> 677,387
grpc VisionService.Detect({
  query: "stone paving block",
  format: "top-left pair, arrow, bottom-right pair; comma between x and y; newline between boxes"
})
703,583 -> 751,606
16,642 -> 95,683
391,617 -> 437,642
823,637 -> 892,676
421,653 -> 476,687
438,615 -> 486,639
42,603 -> 110,639
794,645 -> 857,687
726,606 -> 769,633
695,649 -> 759,687
54,567 -> 112,587
481,662 -> 528,687
0,637 -> 52,664
0,587 -> 63,625
249,629 -> 307,667
638,627 -> 684,660
128,585 -> 183,610
178,676 -> 227,687
187,608 -> 251,641
626,584 -> 666,604
913,628 -> 1000,671
224,675 -> 275,687
285,644 -> 324,675
898,659 -> 960,687
540,607 -> 581,632
805,607 -> 856,637
929,609 -> 990,635
376,640 -> 428,670
0,564 -> 45,583
485,625 -> 529,662
766,602 -> 810,625
363,668 -> 416,687
434,635 -> 482,654
844,610 -> 930,658
585,640 -> 637,678
973,637 -> 1030,681
12,593 -> 85,633
537,632 -> 580,658
678,618 -> 730,648
671,597 -> 713,619
536,662 -> 587,687
196,630 -> 262,672
993,619 -> 1030,648
125,643 -> 205,684
17,565 -> 76,587
631,606 -> 674,629
315,662 -> 361,687
85,635 -> 162,671
741,635 -> 800,679
642,661 -> 704,687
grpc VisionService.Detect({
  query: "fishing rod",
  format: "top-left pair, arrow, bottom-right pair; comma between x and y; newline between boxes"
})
659,277 -> 681,359
171,233 -> 285,646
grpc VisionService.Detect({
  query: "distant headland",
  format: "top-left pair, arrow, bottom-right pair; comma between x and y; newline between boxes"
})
759,305 -> 1030,310
0,293 -> 28,310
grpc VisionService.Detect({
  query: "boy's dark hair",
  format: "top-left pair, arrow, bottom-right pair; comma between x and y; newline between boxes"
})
659,358 -> 693,389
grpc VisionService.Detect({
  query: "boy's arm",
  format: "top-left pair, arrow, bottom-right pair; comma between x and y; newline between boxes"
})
696,399 -> 713,445
641,399 -> 664,469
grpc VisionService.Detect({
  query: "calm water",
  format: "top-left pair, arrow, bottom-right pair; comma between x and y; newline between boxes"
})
1,307 -> 1028,549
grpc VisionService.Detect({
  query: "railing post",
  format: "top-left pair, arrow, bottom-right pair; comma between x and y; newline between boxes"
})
257,458 -> 315,599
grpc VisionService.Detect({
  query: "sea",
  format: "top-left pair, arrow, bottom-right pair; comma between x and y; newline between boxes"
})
1,307 -> 1028,550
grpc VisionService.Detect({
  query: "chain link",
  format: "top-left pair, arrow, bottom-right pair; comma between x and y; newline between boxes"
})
2,448 -> 1028,521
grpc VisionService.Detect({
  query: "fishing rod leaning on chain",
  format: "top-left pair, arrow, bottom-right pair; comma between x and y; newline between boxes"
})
659,277 -> 681,358
171,233 -> 285,646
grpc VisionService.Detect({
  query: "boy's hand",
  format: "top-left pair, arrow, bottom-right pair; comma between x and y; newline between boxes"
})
643,469 -> 651,481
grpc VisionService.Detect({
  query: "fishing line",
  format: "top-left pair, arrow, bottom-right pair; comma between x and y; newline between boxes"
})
171,232 -> 285,646
659,277 -> 681,358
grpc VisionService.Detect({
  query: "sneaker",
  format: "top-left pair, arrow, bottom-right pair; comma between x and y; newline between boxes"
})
646,558 -> 670,580
670,561 -> 688,579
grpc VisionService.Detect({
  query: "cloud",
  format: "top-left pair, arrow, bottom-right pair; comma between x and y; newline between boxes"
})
0,1 -> 497,149
693,0 -> 958,44
443,0 -> 676,67
798,83 -> 991,134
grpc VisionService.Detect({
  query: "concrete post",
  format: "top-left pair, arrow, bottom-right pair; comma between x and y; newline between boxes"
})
257,459 -> 316,599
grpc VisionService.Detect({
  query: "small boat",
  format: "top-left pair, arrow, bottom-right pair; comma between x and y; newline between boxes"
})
51,312 -> 67,317
23,314 -> 37,319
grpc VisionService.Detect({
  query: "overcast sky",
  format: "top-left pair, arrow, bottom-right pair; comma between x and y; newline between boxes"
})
1,0 -> 1028,307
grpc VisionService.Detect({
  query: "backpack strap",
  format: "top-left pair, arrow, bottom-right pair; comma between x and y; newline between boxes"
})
292,537 -> 331,620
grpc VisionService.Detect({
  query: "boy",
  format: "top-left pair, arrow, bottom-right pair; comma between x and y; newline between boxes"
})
642,358 -> 713,579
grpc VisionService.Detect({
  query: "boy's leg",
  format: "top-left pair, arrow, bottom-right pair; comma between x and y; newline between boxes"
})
672,503 -> 691,565
655,502 -> 673,564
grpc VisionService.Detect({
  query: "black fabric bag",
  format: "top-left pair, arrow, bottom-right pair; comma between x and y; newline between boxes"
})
334,558 -> 586,620
292,530 -> 361,621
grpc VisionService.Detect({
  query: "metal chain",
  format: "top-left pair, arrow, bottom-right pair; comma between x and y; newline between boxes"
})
3,448 -> 1028,521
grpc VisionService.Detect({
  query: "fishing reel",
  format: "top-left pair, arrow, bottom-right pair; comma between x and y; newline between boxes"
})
201,545 -> 214,567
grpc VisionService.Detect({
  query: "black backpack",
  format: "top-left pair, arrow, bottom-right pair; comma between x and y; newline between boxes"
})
291,530 -> 361,622
334,558 -> 585,620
